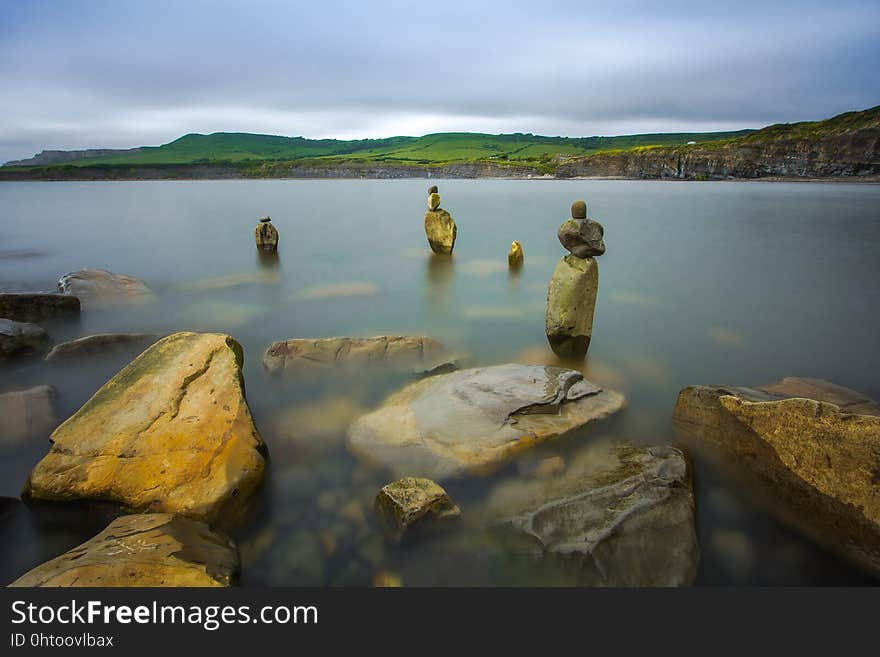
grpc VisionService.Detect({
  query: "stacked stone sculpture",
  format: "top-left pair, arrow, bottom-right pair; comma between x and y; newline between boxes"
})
255,216 -> 279,252
545,200 -> 606,359
423,185 -> 457,255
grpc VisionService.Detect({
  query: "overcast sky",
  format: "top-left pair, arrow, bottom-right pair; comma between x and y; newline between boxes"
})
1,0 -> 879,162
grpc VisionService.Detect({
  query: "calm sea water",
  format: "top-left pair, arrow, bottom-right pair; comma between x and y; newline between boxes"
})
1,179 -> 878,586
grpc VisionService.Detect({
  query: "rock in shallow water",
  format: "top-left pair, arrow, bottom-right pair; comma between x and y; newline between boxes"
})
486,441 -> 698,586
672,376 -> 880,575
424,209 -> 457,255
0,318 -> 48,360
262,335 -> 452,375
0,385 -> 58,446
9,514 -> 238,587
347,363 -> 625,479
545,255 -> 598,360
24,332 -> 266,525
0,293 -> 80,323
508,240 -> 524,267
375,477 -> 461,544
58,268 -> 154,306
255,217 -> 279,252
44,333 -> 158,363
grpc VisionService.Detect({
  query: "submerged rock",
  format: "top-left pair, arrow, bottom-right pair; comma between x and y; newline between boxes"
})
269,396 -> 368,459
486,441 -> 698,586
508,240 -> 524,267
24,332 -> 266,525
58,268 -> 154,306
0,385 -> 58,446
557,218 -> 605,258
255,216 -> 279,252
375,477 -> 461,544
0,318 -> 48,360
263,335 -> 451,375
347,363 -> 625,479
0,293 -> 80,323
9,514 -> 238,587
44,333 -> 158,363
424,209 -> 457,255
545,254 -> 598,359
672,376 -> 880,575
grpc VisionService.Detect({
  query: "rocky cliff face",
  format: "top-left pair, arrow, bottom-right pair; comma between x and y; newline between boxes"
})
557,125 -> 880,180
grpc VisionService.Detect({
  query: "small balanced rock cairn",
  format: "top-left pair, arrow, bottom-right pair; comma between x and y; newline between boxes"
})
545,200 -> 605,359
508,240 -> 524,267
424,185 -> 457,255
254,216 -> 279,252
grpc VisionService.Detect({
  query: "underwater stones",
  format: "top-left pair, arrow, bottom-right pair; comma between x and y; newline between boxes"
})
0,318 -> 48,360
262,335 -> 450,375
375,477 -> 461,544
557,217 -> 605,258
0,385 -> 58,447
269,396 -> 368,459
486,442 -> 698,586
508,240 -> 524,267
672,377 -> 880,575
255,215 -> 279,252
347,363 -> 625,479
545,254 -> 598,359
423,186 -> 457,255
24,332 -> 266,525
0,292 -> 80,323
58,269 -> 154,306
44,332 -> 158,363
545,200 -> 607,360
9,514 -> 239,587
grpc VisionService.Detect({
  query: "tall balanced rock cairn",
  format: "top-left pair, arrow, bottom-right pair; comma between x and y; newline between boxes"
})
254,216 -> 279,252
545,200 -> 606,359
424,185 -> 457,255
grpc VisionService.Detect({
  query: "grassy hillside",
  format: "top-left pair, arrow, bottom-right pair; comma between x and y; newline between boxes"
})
40,129 -> 754,170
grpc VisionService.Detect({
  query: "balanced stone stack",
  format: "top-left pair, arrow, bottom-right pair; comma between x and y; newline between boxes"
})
545,200 -> 606,359
423,185 -> 457,255
255,216 -> 279,252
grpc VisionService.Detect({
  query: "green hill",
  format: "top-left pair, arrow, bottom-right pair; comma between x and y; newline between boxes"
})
12,129 -> 754,169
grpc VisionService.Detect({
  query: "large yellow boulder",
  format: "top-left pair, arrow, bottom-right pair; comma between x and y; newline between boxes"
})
9,514 -> 238,587
24,332 -> 266,525
673,377 -> 880,575
424,209 -> 457,255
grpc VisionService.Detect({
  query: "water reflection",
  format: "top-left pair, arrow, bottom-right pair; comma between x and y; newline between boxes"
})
425,253 -> 454,308
257,250 -> 280,269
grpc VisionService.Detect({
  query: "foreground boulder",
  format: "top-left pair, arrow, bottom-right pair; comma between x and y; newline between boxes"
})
263,335 -> 452,375
487,442 -> 698,586
348,364 -> 625,479
9,514 -> 238,587
673,377 -> 880,575
0,385 -> 58,447
58,268 -> 154,306
44,333 -> 158,363
545,254 -> 599,359
375,477 -> 461,544
0,293 -> 80,323
24,332 -> 266,524
0,318 -> 48,360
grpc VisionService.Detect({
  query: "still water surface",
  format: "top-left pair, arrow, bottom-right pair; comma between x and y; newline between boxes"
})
1,179 -> 878,585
